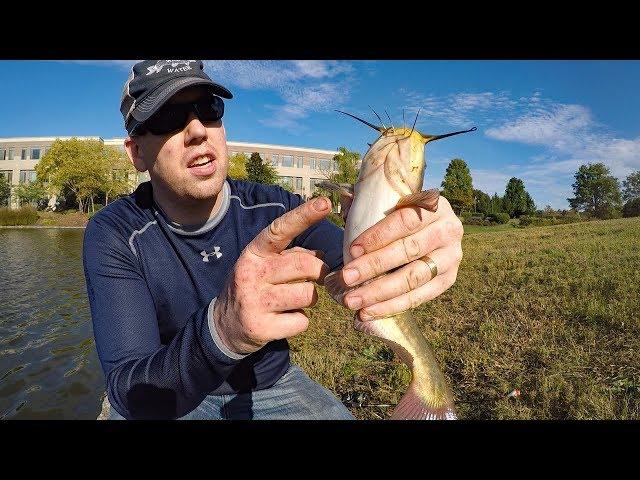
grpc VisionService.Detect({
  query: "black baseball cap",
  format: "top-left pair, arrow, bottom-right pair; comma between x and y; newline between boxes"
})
120,60 -> 233,135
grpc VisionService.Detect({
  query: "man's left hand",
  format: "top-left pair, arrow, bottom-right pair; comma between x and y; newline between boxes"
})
340,195 -> 463,320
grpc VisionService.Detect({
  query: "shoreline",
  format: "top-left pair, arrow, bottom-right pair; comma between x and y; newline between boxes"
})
0,225 -> 86,229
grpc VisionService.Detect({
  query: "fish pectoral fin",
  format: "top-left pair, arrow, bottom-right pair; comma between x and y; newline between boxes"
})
389,188 -> 440,214
323,269 -> 357,306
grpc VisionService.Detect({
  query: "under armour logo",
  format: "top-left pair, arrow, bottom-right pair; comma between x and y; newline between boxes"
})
201,246 -> 222,262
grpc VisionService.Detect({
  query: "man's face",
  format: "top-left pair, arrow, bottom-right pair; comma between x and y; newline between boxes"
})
127,86 -> 229,203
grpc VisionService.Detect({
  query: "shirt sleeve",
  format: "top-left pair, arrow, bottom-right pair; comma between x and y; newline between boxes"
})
82,215 -> 242,419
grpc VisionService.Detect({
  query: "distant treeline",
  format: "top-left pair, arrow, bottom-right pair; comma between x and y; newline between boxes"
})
438,158 -> 640,226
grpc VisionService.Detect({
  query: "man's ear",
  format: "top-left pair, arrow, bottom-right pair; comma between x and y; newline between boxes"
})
124,136 -> 147,173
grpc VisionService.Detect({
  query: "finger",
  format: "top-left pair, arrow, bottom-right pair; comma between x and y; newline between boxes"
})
357,269 -> 458,320
267,310 -> 310,340
342,245 -> 461,310
341,218 -> 463,287
268,252 -> 330,284
347,204 -> 436,259
247,197 -> 332,256
260,282 -> 318,312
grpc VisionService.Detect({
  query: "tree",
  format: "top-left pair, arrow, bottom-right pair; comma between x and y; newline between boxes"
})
103,146 -> 137,206
441,158 -> 474,215
524,191 -> 536,215
35,138 -> 136,213
622,170 -> 640,202
228,153 -> 248,180
490,192 -> 503,214
14,182 -> 48,208
0,176 -> 10,207
246,152 -> 277,185
623,198 -> 640,218
314,146 -> 361,208
568,163 -> 622,219
473,189 -> 492,215
502,178 -> 535,218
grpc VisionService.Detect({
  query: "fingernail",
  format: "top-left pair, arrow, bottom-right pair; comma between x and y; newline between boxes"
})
343,268 -> 360,285
350,245 -> 364,258
346,296 -> 362,310
313,197 -> 329,211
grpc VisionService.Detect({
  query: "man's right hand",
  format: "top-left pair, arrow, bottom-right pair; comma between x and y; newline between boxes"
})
211,196 -> 333,356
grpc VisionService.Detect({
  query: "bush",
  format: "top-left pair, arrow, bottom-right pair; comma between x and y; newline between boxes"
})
623,198 -> 640,218
0,206 -> 39,226
486,212 -> 510,224
88,203 -> 105,219
327,212 -> 345,228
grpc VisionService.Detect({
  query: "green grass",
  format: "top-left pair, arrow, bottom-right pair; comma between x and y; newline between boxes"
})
0,206 -> 39,225
290,217 -> 640,419
462,223 -> 516,234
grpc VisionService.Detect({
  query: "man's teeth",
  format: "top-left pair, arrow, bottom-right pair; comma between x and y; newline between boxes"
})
191,156 -> 212,167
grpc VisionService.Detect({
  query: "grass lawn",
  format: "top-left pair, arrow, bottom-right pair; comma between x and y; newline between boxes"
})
290,217 -> 640,419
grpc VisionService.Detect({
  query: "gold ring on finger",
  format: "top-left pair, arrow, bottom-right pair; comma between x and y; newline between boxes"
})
420,255 -> 438,279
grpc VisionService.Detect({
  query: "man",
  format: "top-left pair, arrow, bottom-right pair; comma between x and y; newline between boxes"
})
84,60 -> 464,420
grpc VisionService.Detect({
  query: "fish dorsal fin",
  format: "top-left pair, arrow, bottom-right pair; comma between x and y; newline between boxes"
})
316,181 -> 354,197
316,181 -> 355,222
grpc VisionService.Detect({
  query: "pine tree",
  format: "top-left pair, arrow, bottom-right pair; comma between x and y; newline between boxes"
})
246,152 -> 278,185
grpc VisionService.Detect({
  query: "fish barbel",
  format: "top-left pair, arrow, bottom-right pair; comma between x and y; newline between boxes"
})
322,110 -> 475,420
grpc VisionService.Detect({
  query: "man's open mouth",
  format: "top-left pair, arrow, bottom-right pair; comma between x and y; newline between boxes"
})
188,156 -> 214,168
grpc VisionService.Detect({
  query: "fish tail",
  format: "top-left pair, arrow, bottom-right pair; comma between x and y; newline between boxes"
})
353,312 -> 457,420
390,382 -> 457,420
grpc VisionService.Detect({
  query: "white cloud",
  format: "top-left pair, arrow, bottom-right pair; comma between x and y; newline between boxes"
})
401,87 -> 640,208
204,60 -> 354,130
64,60 -> 355,131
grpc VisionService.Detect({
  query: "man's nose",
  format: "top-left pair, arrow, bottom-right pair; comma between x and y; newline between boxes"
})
185,112 -> 207,140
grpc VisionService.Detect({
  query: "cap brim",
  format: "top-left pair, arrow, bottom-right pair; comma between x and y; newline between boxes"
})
131,76 -> 233,123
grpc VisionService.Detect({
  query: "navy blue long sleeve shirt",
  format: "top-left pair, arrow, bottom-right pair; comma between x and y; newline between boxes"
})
82,179 -> 344,419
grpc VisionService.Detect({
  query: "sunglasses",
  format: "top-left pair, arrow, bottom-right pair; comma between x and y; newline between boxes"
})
132,95 -> 225,136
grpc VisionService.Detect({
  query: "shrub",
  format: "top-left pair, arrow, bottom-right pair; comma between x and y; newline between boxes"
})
486,212 -> 510,224
327,213 -> 345,228
0,206 -> 39,226
623,198 -> 640,218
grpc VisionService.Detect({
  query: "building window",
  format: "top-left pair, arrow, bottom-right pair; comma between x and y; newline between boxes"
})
296,156 -> 304,168
271,154 -> 279,166
317,158 -> 331,170
295,177 -> 303,190
31,148 -> 41,160
8,148 -> 14,160
1,170 -> 12,184
19,170 -> 37,184
278,176 -> 293,189
21,149 -> 28,160
281,154 -> 293,167
0,149 -> 5,160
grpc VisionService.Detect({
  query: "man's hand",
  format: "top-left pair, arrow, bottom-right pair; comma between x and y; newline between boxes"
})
340,195 -> 464,320
212,197 -> 332,355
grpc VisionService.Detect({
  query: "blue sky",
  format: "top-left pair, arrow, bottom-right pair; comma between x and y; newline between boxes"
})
2,60 -> 639,209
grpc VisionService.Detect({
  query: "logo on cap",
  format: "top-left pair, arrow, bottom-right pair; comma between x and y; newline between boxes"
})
146,60 -> 197,76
